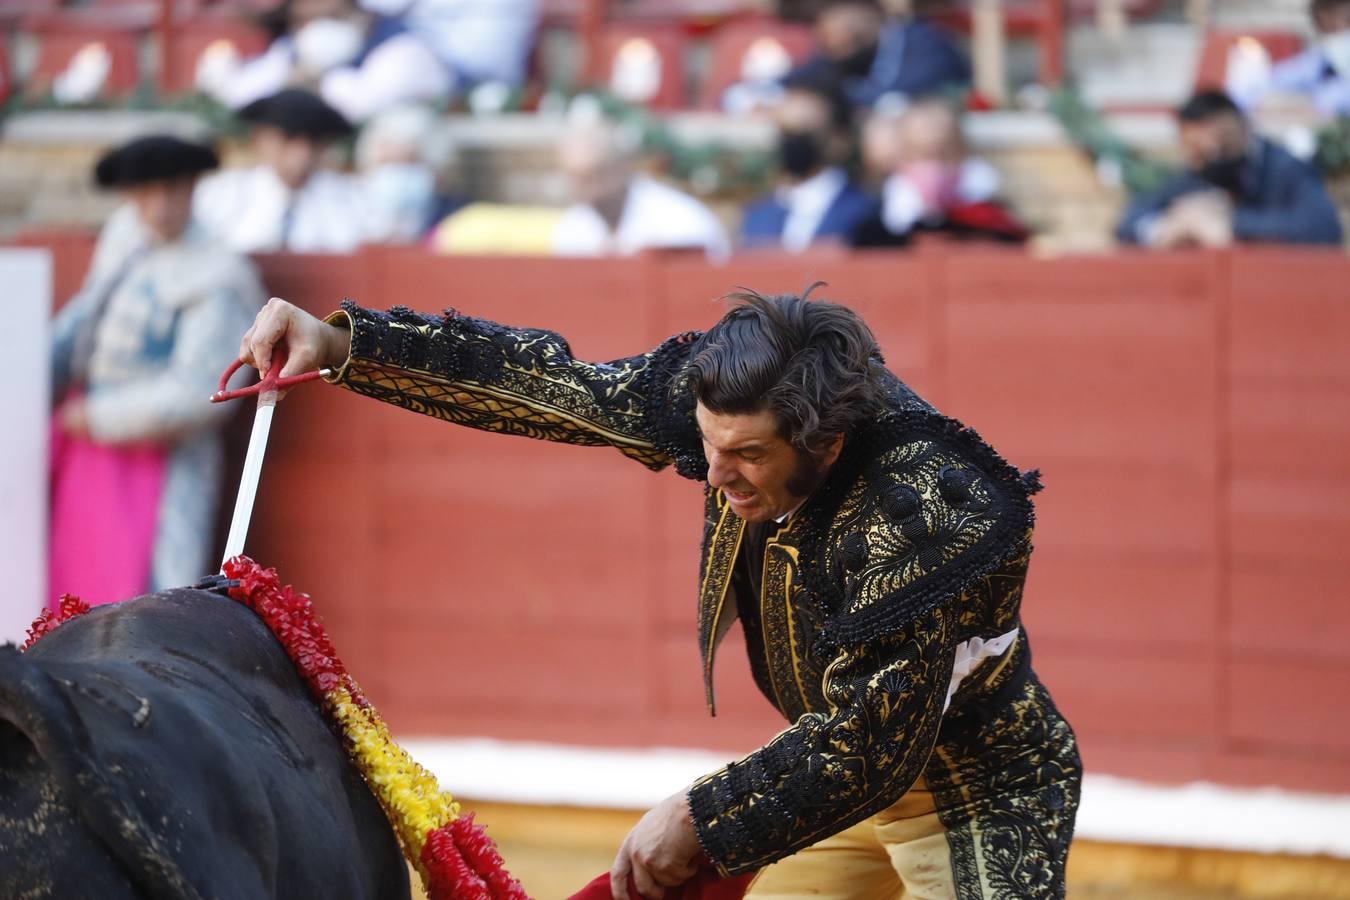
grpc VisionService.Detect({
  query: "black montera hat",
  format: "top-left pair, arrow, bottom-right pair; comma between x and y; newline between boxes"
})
237,88 -> 354,140
94,135 -> 220,189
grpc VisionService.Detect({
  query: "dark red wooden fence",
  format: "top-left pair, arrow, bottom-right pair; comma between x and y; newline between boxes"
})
23,235 -> 1350,793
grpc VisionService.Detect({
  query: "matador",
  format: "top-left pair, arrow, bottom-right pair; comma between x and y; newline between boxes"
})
239,288 -> 1081,900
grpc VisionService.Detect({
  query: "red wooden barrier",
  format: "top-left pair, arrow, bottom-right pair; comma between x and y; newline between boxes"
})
23,236 -> 1350,793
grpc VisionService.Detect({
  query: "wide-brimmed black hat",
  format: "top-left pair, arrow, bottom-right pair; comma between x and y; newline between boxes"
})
94,135 -> 220,189
237,88 -> 354,140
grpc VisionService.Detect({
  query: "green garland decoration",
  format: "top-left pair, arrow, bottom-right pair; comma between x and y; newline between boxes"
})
1,87 -> 243,137
1313,117 -> 1350,177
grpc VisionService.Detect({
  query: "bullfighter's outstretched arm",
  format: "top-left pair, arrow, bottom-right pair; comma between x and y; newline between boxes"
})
322,301 -> 704,473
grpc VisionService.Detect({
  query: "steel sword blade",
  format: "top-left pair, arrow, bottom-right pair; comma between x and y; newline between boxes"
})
220,391 -> 277,569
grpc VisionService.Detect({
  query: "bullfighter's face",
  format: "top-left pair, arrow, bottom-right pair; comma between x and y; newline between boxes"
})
696,403 -> 843,523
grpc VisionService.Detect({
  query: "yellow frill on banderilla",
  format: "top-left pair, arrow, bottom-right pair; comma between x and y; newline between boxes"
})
328,684 -> 462,877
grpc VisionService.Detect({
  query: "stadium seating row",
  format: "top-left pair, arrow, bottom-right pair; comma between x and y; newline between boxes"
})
0,0 -> 1309,112
7,12 -> 818,109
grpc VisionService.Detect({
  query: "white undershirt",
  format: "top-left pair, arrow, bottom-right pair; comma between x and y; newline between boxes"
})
945,627 -> 1020,711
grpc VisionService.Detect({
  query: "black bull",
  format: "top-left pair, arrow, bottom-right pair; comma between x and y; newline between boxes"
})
0,589 -> 411,900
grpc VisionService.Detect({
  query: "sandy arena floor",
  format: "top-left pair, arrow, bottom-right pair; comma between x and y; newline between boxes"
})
404,801 -> 1350,900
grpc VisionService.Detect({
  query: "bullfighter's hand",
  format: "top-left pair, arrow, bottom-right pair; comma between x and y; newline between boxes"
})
610,790 -> 701,900
238,297 -> 350,390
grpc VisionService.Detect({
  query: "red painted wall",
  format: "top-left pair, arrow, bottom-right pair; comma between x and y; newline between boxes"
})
24,236 -> 1350,794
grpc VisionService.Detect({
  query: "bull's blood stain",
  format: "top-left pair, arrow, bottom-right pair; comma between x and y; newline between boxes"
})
26,560 -> 529,900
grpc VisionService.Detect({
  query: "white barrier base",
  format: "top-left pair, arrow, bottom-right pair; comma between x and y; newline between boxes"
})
401,737 -> 1350,859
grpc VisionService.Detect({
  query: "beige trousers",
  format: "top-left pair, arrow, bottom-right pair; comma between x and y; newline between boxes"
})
745,777 -> 959,900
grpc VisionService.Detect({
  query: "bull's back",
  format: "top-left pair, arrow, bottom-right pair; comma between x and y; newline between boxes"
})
0,590 -> 410,900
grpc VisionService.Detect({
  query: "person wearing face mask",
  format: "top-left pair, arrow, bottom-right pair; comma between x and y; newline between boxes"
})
212,0 -> 452,125
1232,0 -> 1350,121
851,94 -> 1027,247
1116,90 -> 1342,249
49,135 -> 265,604
787,0 -> 970,110
740,73 -> 875,252
194,89 -> 373,253
357,104 -> 463,244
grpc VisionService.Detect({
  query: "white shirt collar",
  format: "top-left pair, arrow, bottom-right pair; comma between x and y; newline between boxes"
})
775,499 -> 806,524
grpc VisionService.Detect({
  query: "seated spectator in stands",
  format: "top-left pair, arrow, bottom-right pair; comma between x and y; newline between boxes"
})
552,122 -> 730,260
852,95 -> 1027,246
195,89 -> 370,253
211,0 -> 452,124
741,73 -> 874,251
1117,91 -> 1343,248
789,0 -> 970,109
1233,0 -> 1350,121
357,104 -> 464,244
720,34 -> 799,116
49,135 -> 264,602
401,0 -> 539,93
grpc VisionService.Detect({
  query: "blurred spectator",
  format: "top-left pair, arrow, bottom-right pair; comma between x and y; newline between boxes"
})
356,104 -> 464,243
1117,91 -> 1343,248
720,34 -> 799,116
1232,0 -> 1350,121
402,0 -> 539,92
852,95 -> 1027,246
209,0 -> 452,125
49,135 -> 264,603
789,0 -> 970,109
552,122 -> 730,260
195,89 -> 370,253
741,73 -> 874,251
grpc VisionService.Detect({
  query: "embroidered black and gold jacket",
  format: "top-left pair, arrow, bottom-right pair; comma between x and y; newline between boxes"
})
324,302 -> 1045,876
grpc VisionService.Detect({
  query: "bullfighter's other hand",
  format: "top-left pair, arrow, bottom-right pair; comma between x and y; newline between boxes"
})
238,297 -> 350,387
610,789 -> 701,900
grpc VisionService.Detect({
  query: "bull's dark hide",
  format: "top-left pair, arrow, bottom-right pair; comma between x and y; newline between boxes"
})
0,589 -> 411,900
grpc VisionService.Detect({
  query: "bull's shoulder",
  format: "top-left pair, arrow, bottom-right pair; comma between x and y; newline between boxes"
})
5,589 -> 410,899
26,589 -> 295,685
